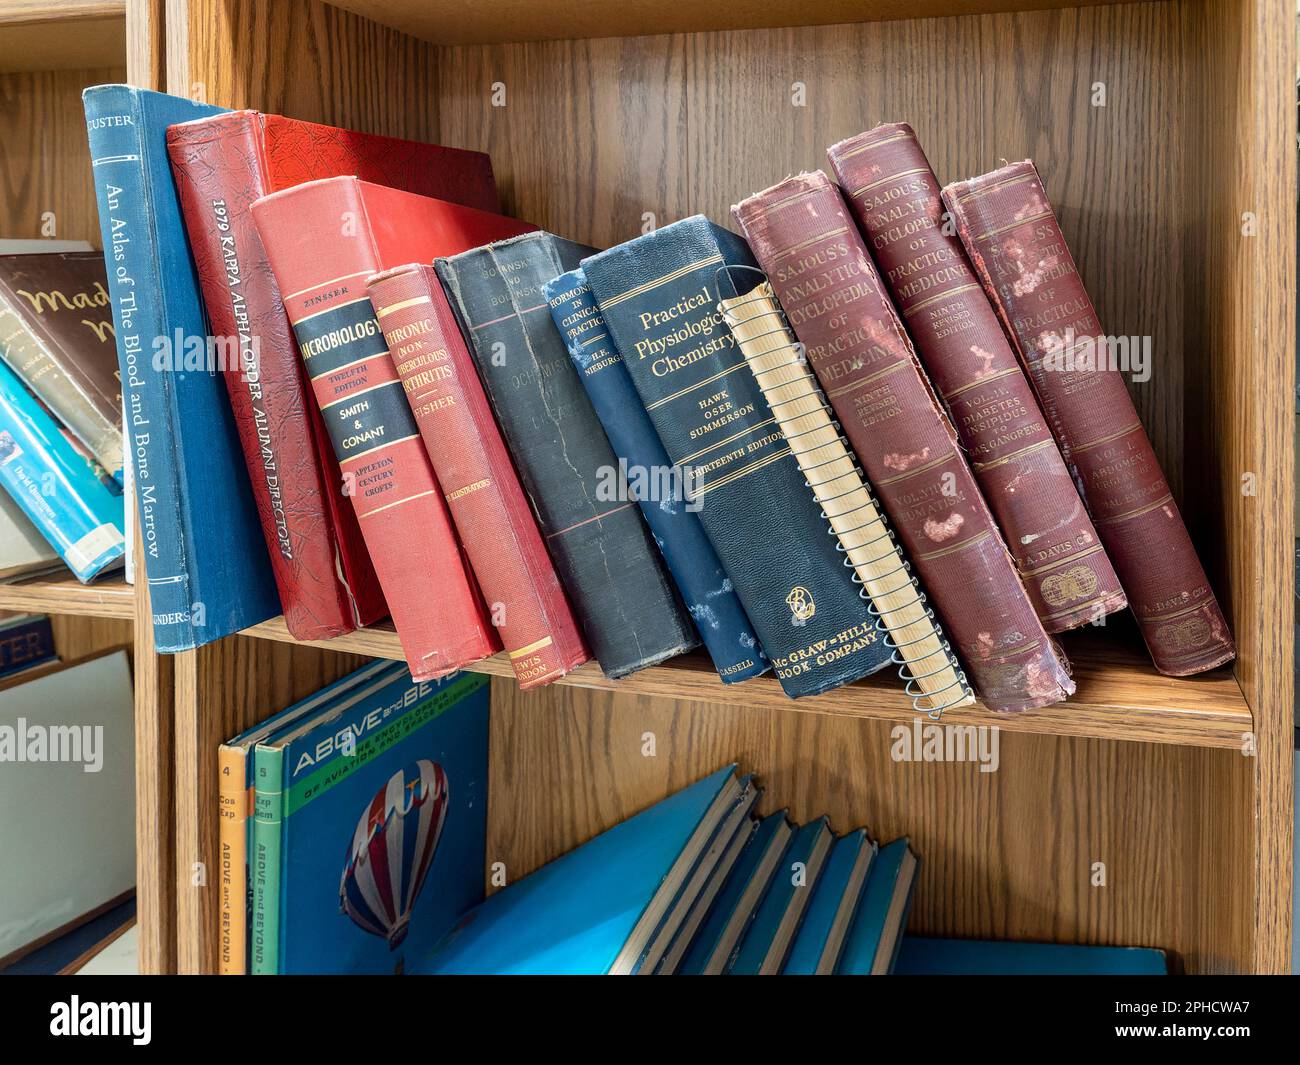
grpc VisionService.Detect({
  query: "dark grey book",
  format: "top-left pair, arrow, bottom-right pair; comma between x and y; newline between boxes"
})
436,232 -> 698,679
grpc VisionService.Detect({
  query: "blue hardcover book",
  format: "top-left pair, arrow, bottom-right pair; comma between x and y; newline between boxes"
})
656,808 -> 759,973
679,809 -> 793,975
636,775 -> 758,973
0,359 -> 124,582
544,268 -> 769,684
418,765 -> 745,975
895,937 -> 1168,975
82,85 -> 279,650
784,829 -> 877,975
729,816 -> 833,974
252,666 -> 490,974
582,218 -> 893,698
836,837 -> 918,975
0,614 -> 56,678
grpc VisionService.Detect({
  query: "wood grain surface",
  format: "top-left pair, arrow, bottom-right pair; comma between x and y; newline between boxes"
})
135,0 -> 1293,973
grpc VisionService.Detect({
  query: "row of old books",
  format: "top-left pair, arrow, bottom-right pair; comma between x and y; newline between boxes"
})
78,85 -> 1234,712
0,242 -> 127,585
218,661 -> 1167,975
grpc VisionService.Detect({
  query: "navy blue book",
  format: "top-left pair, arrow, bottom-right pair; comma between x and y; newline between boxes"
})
678,808 -> 792,975
418,766 -> 747,974
544,268 -> 769,685
784,829 -> 876,975
837,837 -> 918,975
729,816 -> 832,974
436,232 -> 698,679
0,614 -> 55,678
582,218 -> 893,698
895,937 -> 1168,975
83,85 -> 280,651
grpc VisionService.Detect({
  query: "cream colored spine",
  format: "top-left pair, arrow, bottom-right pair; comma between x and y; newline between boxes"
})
719,279 -> 973,714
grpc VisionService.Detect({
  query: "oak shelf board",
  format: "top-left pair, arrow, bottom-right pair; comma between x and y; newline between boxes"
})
326,0 -> 1129,47
0,0 -> 125,72
0,571 -> 135,619
240,617 -> 1251,750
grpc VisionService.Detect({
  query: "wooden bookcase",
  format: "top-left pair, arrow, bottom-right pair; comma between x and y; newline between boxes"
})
0,0 -> 1292,975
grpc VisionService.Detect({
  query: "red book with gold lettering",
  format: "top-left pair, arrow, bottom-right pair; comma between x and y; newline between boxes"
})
734,172 -> 1074,713
942,161 -> 1234,676
251,177 -> 524,678
166,111 -> 498,641
366,263 -> 590,687
829,124 -> 1125,633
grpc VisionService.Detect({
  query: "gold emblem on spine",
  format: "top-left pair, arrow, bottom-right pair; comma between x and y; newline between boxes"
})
786,586 -> 816,623
1040,565 -> 1099,606
1152,616 -> 1212,652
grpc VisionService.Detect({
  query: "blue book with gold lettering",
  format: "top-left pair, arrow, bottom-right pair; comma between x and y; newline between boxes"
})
83,85 -> 279,650
582,218 -> 893,697
544,268 -> 769,684
0,359 -> 124,582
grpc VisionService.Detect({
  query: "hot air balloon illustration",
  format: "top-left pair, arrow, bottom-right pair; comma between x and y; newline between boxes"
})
339,759 -> 449,950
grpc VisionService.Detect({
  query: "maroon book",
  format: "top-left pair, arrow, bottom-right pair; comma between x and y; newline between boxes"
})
942,161 -> 1234,676
828,124 -> 1125,633
167,111 -> 499,641
734,172 -> 1074,713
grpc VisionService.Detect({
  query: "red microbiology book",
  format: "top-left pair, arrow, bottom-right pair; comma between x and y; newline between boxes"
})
250,177 -> 530,678
166,110 -> 499,640
829,124 -> 1125,633
942,161 -> 1235,676
734,172 -> 1073,713
367,263 -> 590,688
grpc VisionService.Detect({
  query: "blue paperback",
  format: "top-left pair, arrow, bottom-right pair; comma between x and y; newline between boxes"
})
252,666 -> 490,974
0,359 -> 124,582
83,85 -> 279,650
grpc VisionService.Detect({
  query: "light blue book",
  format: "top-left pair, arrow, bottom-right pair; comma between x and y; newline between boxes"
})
83,85 -> 279,650
678,809 -> 792,975
784,830 -> 877,975
252,666 -> 490,975
895,937 -> 1167,975
418,766 -> 746,975
836,837 -> 918,975
729,817 -> 833,975
655,791 -> 761,974
0,358 -> 124,582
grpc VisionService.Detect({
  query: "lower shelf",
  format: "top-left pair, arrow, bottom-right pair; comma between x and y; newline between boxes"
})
240,617 -> 1252,750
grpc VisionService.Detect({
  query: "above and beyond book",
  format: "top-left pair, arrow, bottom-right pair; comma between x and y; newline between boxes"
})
251,665 -> 490,974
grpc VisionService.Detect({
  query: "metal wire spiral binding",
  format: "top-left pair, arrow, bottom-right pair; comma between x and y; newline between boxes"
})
716,266 -> 973,717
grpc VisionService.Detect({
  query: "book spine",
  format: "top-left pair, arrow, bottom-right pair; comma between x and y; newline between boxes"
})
543,269 -> 769,684
0,614 -> 56,676
366,264 -> 590,688
436,237 -> 699,680
216,744 -> 247,975
166,113 -> 372,641
581,219 -> 896,699
942,162 -> 1235,676
0,289 -> 122,481
734,174 -> 1073,712
83,86 -> 195,647
250,744 -> 283,975
0,359 -> 126,581
829,125 -> 1126,633
250,178 -> 498,680
719,281 -> 972,713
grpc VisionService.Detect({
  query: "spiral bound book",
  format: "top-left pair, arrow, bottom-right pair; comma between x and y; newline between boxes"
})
719,281 -> 971,714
